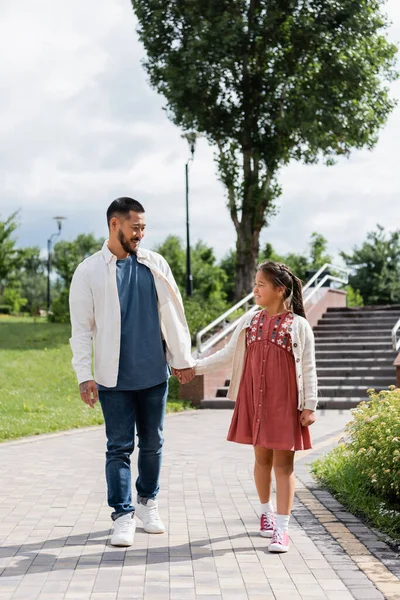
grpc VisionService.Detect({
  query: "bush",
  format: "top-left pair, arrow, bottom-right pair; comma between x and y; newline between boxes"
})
312,387 -> 400,540
183,294 -> 228,345
49,289 -> 70,324
344,387 -> 400,502
1,285 -> 28,314
0,305 -> 11,315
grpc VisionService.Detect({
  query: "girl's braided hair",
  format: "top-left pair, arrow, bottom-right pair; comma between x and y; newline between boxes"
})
256,261 -> 306,319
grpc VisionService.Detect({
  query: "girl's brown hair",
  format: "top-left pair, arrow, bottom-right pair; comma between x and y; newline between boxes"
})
257,261 -> 306,319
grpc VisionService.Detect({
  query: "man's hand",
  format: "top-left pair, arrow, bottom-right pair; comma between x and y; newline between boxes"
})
79,380 -> 98,408
300,409 -> 316,427
172,367 -> 195,385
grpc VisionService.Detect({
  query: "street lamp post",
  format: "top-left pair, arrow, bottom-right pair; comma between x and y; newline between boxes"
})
182,132 -> 199,297
47,216 -> 67,312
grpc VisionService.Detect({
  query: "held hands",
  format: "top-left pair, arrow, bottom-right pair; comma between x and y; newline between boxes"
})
79,380 -> 99,408
300,409 -> 316,427
172,367 -> 196,385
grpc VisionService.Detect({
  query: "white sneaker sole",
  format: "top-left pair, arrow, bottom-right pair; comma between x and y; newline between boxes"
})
137,519 -> 165,534
110,536 -> 135,547
268,543 -> 290,553
260,530 -> 274,538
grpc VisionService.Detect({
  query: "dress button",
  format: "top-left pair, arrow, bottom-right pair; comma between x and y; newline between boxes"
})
288,328 -> 292,332
296,358 -> 300,363
294,343 -> 297,347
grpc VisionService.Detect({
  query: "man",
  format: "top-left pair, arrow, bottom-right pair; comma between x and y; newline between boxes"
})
69,197 -> 195,546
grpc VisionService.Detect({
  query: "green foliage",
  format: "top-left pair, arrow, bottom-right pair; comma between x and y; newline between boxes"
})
133,0 -> 398,297
221,232 -> 332,297
2,284 -> 28,314
154,235 -> 186,290
312,388 -> 400,540
341,225 -> 400,305
0,212 -> 25,296
49,289 -> 70,324
52,234 -> 105,287
345,388 -> 400,501
155,235 -> 228,302
345,285 -> 364,308
19,246 -> 47,314
184,293 -> 228,344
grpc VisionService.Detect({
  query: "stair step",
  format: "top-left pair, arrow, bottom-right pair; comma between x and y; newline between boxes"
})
316,358 -> 395,367
315,349 -> 395,358
314,324 -> 393,331
327,305 -> 400,313
314,334 -> 390,341
315,342 -> 392,350
318,377 -> 393,387
317,366 -> 395,376
216,387 -> 229,398
318,386 -> 390,398
319,319 -> 398,326
317,398 -> 370,409
200,398 -> 235,409
322,312 -> 400,319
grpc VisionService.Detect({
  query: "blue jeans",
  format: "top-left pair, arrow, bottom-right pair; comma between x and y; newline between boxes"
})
99,381 -> 168,519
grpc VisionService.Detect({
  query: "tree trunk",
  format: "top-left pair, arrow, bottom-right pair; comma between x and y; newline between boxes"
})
234,211 -> 261,301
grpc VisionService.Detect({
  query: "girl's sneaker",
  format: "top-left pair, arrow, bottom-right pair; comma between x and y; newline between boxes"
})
268,528 -> 290,553
260,513 -> 275,538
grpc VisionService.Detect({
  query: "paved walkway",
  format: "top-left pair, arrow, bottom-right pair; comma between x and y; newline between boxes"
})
0,409 -> 399,600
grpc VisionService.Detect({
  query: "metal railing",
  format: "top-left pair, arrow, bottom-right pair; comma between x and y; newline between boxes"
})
196,263 -> 349,356
303,263 -> 349,306
195,292 -> 256,357
392,318 -> 400,352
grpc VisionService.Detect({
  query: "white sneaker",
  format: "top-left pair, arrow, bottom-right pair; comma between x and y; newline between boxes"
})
135,499 -> 165,534
110,513 -> 136,546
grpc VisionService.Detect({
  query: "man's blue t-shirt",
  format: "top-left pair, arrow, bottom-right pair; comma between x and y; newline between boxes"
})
98,254 -> 169,391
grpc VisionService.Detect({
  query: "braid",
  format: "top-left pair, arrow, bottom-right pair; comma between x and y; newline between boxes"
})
290,273 -> 306,318
257,261 -> 307,319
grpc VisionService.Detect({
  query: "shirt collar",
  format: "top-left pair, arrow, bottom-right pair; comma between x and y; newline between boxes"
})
101,240 -> 145,264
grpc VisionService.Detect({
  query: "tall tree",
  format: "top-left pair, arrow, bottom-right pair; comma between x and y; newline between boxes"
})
19,247 -> 47,314
341,225 -> 400,305
52,234 -> 105,288
132,0 -> 398,299
0,212 -> 24,297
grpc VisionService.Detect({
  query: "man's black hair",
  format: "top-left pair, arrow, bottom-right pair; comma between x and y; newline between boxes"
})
106,197 -> 145,227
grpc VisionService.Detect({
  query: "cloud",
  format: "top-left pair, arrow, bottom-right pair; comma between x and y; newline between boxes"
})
0,0 -> 399,265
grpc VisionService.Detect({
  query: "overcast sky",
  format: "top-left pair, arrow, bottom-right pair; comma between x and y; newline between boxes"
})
0,0 -> 399,262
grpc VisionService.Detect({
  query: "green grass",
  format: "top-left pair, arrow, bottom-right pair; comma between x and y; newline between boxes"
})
0,316 -> 193,442
312,445 -> 400,543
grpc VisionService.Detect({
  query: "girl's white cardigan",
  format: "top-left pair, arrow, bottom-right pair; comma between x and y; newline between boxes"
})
195,311 -> 318,412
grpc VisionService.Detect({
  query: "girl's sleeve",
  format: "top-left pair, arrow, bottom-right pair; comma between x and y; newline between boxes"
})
195,315 -> 248,375
302,321 -> 318,411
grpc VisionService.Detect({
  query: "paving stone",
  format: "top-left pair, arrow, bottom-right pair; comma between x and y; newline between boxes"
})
0,409 -> 399,600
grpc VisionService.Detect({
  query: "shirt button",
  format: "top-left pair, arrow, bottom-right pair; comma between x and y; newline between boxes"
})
296,358 -> 300,363
294,343 -> 298,347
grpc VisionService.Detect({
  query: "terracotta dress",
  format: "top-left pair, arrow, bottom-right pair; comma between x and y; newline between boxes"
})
227,310 -> 312,451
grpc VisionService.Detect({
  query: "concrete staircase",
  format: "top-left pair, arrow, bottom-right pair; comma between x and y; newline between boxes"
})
314,305 -> 399,409
200,305 -> 399,409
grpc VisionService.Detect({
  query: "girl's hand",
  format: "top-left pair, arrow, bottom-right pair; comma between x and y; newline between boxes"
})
300,409 -> 316,427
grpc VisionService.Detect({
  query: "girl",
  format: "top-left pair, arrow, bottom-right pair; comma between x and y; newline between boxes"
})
194,262 -> 318,553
